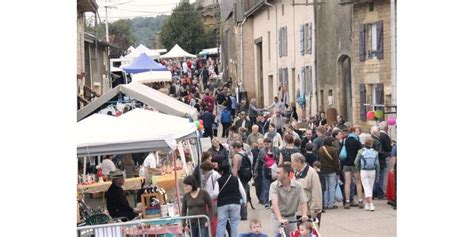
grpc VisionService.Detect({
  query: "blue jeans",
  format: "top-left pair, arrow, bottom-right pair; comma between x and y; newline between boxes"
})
261,169 -> 271,204
217,204 -> 240,237
191,223 -> 208,237
323,172 -> 337,207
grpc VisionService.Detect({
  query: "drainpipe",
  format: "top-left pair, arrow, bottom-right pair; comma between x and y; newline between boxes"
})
391,0 -> 397,107
263,0 -> 277,104
239,17 -> 247,91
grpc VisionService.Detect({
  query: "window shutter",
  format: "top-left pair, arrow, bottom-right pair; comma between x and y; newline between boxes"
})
359,83 -> 367,121
308,23 -> 312,54
375,83 -> 384,105
308,66 -> 313,96
279,28 -> 282,58
300,25 -> 305,56
359,24 -> 366,61
376,21 -> 384,59
300,67 -> 305,96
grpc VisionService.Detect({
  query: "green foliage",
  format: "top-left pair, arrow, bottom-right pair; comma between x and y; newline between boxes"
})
160,2 -> 214,55
130,15 -> 169,48
109,19 -> 135,50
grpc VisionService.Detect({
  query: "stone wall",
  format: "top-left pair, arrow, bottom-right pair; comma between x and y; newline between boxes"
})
352,0 -> 393,130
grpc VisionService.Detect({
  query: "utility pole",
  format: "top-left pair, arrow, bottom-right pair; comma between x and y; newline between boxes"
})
104,5 -> 117,43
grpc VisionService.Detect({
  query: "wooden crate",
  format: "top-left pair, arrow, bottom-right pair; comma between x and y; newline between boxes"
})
141,193 -> 166,219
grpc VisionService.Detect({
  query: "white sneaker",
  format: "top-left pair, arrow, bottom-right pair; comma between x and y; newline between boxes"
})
369,203 -> 375,211
364,204 -> 370,211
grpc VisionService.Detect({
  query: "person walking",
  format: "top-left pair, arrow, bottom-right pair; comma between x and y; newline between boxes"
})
208,138 -> 229,168
231,142 -> 253,221
270,163 -> 309,237
248,98 -> 263,127
200,108 -> 216,139
182,176 -> 214,237
354,137 -> 380,211
341,127 -> 364,209
291,153 -> 323,224
220,107 -> 233,138
264,123 -> 284,150
317,137 -> 340,209
279,134 -> 300,165
256,113 -> 270,135
213,163 -> 246,237
255,138 -> 279,208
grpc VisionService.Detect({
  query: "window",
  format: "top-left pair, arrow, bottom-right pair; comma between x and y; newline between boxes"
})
279,26 -> 288,57
359,21 -> 383,61
267,8 -> 270,20
305,23 -> 312,54
369,3 -> 374,11
369,23 -> 377,59
282,4 -> 284,16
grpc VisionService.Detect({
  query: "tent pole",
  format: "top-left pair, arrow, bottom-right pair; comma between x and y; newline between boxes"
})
83,157 -> 87,180
172,150 -> 181,213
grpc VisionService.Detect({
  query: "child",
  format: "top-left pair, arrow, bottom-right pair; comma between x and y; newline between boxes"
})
239,219 -> 268,237
289,221 -> 320,237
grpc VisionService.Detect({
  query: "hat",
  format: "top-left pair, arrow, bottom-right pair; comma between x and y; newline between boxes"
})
240,111 -> 246,115
109,170 -> 124,179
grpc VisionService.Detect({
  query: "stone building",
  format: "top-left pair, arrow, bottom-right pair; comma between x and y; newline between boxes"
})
315,0 -> 353,122
342,0 -> 397,128
246,0 -> 316,116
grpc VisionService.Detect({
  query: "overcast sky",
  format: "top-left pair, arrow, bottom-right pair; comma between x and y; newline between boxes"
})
92,0 -> 196,23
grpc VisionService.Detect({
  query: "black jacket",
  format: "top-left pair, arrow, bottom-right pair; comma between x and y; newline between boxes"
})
340,136 -> 362,167
106,183 -> 137,221
199,112 -> 215,130
208,144 -> 229,166
379,132 -> 392,159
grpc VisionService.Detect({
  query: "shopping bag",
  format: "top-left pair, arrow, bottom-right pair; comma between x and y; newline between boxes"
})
386,170 -> 395,201
335,183 -> 343,202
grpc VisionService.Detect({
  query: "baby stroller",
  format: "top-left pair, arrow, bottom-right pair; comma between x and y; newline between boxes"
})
277,217 -> 321,237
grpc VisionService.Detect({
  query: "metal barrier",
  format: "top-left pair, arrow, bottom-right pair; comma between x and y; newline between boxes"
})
77,215 -> 211,237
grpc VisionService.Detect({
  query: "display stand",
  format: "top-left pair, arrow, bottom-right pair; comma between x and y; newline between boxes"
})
141,192 -> 166,219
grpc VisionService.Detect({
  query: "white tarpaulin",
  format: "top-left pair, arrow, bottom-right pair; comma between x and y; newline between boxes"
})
160,44 -> 196,59
77,108 -> 197,156
77,82 -> 199,121
131,70 -> 172,83
124,44 -> 160,60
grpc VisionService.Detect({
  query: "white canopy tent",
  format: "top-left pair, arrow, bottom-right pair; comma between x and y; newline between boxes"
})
77,82 -> 199,121
77,108 -> 196,156
160,44 -> 196,59
131,71 -> 172,83
124,44 -> 160,60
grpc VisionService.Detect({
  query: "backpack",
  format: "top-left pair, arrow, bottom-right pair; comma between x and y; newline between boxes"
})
339,139 -> 348,161
360,148 -> 378,170
237,153 -> 253,182
221,111 -> 232,123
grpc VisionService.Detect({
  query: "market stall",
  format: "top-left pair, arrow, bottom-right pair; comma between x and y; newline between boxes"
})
159,44 -> 196,59
77,108 -> 200,226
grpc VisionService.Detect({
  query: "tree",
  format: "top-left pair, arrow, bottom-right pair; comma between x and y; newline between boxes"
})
109,19 -> 136,51
160,2 -> 211,54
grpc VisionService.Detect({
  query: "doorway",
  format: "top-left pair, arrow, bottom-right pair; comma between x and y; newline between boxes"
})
338,55 -> 353,122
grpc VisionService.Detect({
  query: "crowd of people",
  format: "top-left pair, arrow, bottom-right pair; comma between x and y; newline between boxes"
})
154,57 -> 398,237
99,57 -> 397,237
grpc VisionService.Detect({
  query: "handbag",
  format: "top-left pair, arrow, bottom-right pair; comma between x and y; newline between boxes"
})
335,182 -> 343,202
322,146 -> 333,160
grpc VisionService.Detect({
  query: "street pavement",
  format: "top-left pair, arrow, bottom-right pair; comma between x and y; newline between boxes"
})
239,184 -> 396,237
